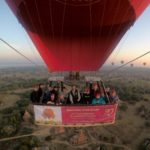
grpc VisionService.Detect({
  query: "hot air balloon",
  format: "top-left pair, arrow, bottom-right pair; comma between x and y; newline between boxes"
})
111,62 -> 115,66
6,0 -> 150,126
130,64 -> 134,67
121,60 -> 124,64
143,62 -> 147,66
6,0 -> 150,71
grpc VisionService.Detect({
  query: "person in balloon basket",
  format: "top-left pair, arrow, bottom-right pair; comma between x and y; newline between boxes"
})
30,85 -> 39,103
42,84 -> 52,104
62,86 -> 68,101
37,83 -> 45,103
68,85 -> 81,104
92,91 -> 106,105
109,89 -> 119,104
82,87 -> 92,104
90,82 -> 100,100
51,86 -> 59,102
105,87 -> 111,97
47,93 -> 56,105
56,92 -> 66,105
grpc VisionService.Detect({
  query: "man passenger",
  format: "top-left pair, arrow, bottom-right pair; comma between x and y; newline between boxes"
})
68,85 -> 81,104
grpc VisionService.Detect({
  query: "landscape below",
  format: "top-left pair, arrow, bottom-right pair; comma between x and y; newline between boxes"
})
0,66 -> 150,150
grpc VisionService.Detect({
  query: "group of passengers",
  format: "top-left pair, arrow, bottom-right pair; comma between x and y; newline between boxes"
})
30,82 -> 119,105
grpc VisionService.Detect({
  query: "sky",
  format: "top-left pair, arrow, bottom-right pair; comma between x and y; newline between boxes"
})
0,0 -> 150,68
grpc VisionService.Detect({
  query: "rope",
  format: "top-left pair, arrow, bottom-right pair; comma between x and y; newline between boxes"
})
61,0 -> 67,39
0,133 -> 40,142
88,1 -> 92,70
104,51 -> 150,75
0,38 -> 39,67
99,0 -> 107,37
89,3 -> 92,45
106,0 -> 121,44
23,1 -> 37,33
34,0 -> 45,35
49,0 -> 55,40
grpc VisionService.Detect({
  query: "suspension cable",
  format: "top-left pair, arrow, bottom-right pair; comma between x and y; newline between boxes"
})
89,2 -> 92,44
34,0 -> 45,35
105,0 -> 121,44
23,0 -> 37,34
88,2 -> 93,71
104,50 -> 150,75
61,0 -> 67,39
0,38 -> 39,67
99,0 -> 107,37
49,0 -> 55,40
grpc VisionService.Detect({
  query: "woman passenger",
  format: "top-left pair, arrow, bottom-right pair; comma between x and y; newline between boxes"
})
56,93 -> 66,105
47,93 -> 56,105
109,89 -> 119,103
90,82 -> 100,100
92,91 -> 106,105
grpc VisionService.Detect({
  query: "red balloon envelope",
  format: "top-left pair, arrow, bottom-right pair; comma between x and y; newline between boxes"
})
6,0 -> 150,71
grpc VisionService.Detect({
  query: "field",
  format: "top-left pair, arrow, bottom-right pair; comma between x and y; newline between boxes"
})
0,66 -> 150,150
